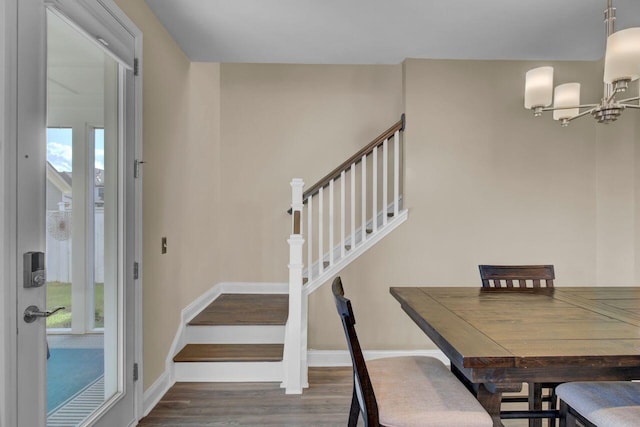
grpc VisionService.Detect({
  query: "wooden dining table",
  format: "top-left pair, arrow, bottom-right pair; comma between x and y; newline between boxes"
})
389,286 -> 640,427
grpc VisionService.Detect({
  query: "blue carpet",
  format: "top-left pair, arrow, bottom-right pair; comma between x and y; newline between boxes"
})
47,348 -> 104,413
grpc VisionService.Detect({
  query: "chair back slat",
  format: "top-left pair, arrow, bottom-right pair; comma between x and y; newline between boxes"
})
479,265 -> 555,288
332,277 -> 379,426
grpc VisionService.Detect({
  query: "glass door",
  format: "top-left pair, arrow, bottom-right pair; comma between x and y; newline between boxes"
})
15,1 -> 140,425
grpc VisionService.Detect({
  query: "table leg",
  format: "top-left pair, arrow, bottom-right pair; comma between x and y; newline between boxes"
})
477,384 -> 504,427
529,382 -> 542,427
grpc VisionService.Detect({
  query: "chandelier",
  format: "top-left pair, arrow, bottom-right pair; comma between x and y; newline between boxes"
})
524,0 -> 640,126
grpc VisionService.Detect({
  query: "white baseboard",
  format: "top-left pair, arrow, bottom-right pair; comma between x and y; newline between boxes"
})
307,349 -> 449,367
221,282 -> 288,294
142,369 -> 173,417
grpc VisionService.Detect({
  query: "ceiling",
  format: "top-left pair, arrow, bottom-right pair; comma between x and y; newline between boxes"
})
47,10 -> 105,118
144,0 -> 640,64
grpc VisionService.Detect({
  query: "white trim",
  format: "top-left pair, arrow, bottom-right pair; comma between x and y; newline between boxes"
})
221,281 -> 289,294
185,325 -> 285,344
1,1 -> 18,425
46,0 -> 136,70
181,283 -> 226,325
173,361 -> 283,383
307,349 -> 449,367
142,369 -> 172,417
130,0 -> 144,419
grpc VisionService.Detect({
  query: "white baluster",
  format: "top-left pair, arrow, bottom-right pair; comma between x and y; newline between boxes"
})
350,163 -> 356,250
318,187 -> 324,274
372,147 -> 378,233
383,138 -> 388,227
394,130 -> 400,217
361,155 -> 367,242
307,196 -> 313,282
329,179 -> 334,266
340,171 -> 346,259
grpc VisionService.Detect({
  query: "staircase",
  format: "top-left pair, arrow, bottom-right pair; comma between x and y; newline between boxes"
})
173,292 -> 288,382
170,115 -> 407,392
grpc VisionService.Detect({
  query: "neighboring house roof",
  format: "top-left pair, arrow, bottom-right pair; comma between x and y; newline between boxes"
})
59,171 -> 72,187
47,162 -> 105,190
47,161 -> 72,195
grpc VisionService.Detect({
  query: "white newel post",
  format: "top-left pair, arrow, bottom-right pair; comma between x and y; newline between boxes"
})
283,178 -> 308,394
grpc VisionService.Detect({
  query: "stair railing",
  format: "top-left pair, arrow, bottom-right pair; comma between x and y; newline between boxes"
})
301,114 -> 404,284
282,115 -> 405,394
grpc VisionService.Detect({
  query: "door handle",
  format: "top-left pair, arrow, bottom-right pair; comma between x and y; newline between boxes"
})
23,305 -> 65,323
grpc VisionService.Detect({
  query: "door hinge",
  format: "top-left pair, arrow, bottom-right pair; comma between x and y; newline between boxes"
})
133,363 -> 139,381
134,159 -> 145,178
134,58 -> 139,76
133,262 -> 139,280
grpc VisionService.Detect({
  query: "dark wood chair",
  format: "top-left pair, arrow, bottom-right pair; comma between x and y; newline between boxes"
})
478,265 -> 558,427
479,264 -> 555,288
332,276 -> 493,427
556,381 -> 640,427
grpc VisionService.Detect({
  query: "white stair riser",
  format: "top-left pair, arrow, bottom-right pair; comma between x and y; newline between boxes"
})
174,361 -> 283,382
185,325 -> 285,344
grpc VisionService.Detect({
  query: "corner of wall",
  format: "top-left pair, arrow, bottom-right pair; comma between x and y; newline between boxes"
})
635,89 -> 640,283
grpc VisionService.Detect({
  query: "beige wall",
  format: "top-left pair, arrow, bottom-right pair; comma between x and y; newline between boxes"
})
595,95 -> 639,284
219,64 -> 403,282
114,0 -> 222,389
309,58 -> 639,351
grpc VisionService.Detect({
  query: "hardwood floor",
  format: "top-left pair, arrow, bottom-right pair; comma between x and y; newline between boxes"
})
139,367 -> 357,426
139,367 -> 530,426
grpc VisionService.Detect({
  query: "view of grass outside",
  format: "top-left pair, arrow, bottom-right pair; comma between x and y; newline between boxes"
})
46,282 -> 105,329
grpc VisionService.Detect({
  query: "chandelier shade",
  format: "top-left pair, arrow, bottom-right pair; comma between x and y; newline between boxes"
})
524,66 -> 553,109
524,0 -> 640,126
553,83 -> 581,121
603,27 -> 640,84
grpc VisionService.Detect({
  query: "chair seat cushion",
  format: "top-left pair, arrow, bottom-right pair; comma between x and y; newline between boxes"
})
556,381 -> 640,427
367,356 -> 493,427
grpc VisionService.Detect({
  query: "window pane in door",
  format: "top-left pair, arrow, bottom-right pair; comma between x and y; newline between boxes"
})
46,9 -> 121,425
46,127 -> 73,329
94,128 -> 105,329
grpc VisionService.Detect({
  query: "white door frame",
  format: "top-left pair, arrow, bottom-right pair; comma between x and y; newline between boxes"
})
1,0 -> 143,425
1,0 -> 20,425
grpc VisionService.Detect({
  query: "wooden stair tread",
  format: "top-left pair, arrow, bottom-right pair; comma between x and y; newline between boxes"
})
174,344 -> 283,363
188,294 -> 288,326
